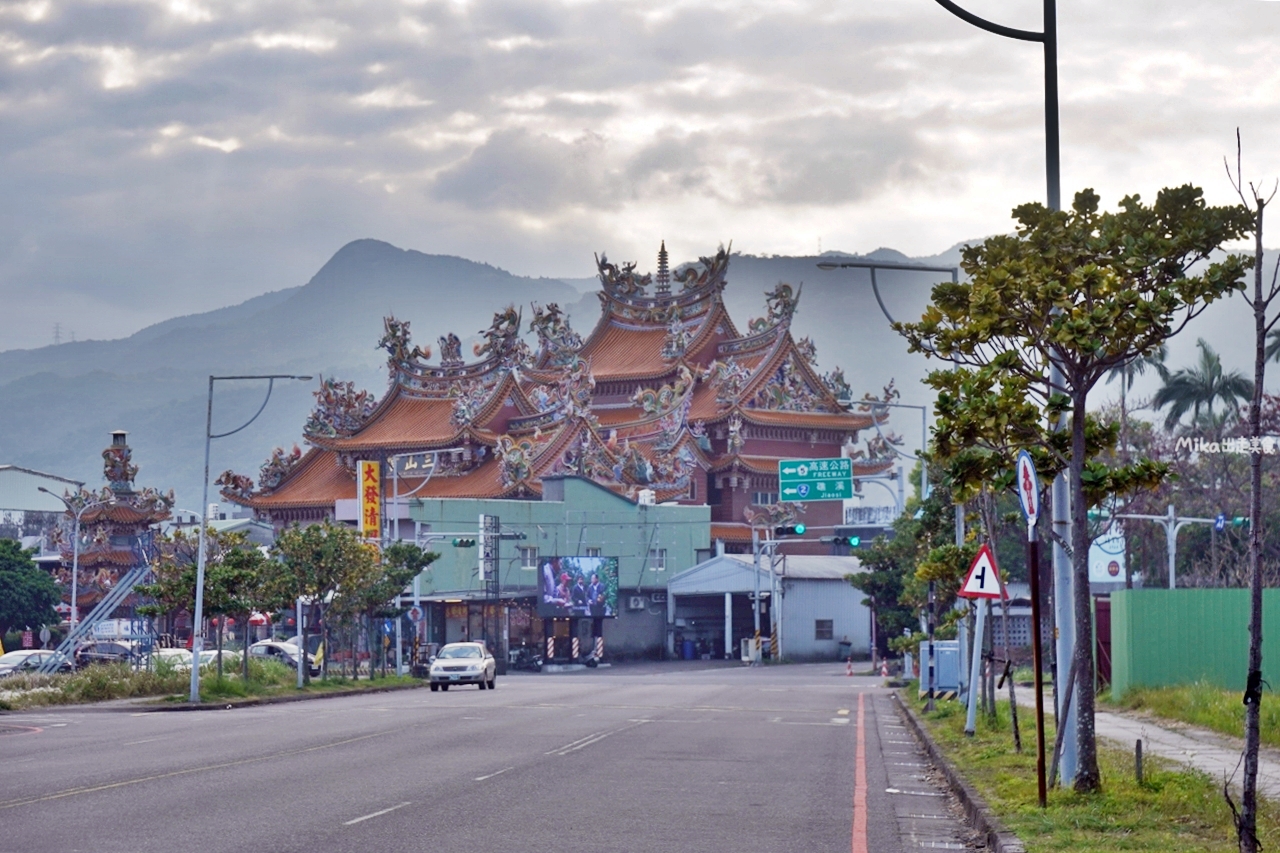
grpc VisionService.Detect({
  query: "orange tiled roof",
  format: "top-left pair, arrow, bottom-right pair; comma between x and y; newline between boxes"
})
737,408 -> 877,431
711,523 -> 753,542
578,323 -> 673,380
314,392 -> 493,451
245,449 -> 354,509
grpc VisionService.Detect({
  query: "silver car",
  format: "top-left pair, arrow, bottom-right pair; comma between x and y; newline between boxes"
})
428,642 -> 495,691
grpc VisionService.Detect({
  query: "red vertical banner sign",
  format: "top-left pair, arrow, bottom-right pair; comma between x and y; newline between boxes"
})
359,460 -> 382,542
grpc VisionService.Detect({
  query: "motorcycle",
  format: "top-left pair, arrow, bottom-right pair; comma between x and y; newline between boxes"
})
509,645 -> 543,672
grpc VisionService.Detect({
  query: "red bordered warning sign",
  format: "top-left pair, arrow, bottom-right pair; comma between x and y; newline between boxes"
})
958,543 -> 1004,599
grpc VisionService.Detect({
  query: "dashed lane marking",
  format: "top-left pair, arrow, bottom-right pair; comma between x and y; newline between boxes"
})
343,802 -> 411,826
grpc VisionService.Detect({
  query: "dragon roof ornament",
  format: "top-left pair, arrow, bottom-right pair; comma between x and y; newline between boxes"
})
304,378 -> 377,440
530,302 -> 582,367
747,282 -> 801,333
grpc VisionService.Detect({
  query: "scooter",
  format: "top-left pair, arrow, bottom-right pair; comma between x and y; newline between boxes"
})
509,646 -> 543,672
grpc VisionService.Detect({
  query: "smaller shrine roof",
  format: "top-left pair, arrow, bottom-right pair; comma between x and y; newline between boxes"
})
711,523 -> 753,543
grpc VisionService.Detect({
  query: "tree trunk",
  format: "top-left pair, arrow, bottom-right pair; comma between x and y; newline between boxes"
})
1239,200 -> 1266,853
1071,389 -> 1101,792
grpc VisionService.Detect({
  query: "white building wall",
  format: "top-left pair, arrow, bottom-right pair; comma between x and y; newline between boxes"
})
781,578 -> 871,661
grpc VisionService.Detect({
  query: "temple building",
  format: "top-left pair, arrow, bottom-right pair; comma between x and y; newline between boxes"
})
222,243 -> 894,547
51,431 -> 174,617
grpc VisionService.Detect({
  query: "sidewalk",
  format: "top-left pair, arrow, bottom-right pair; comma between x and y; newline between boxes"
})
1012,687 -> 1280,799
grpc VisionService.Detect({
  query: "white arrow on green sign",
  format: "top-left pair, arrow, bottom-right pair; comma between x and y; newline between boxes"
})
777,457 -> 853,502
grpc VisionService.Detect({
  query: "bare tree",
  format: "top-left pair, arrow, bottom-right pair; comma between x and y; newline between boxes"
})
1225,132 -> 1279,853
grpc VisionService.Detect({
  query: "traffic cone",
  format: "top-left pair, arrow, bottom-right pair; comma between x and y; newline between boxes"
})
880,659 -> 889,677
846,657 -> 853,677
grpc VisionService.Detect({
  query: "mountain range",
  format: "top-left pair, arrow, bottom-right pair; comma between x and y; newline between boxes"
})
0,238 -> 970,512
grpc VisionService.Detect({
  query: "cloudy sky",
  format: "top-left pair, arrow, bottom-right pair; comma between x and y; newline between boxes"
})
2,0 -> 1278,353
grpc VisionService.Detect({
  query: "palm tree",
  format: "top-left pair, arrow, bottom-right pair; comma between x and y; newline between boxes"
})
1152,338 -> 1253,433
1266,327 -> 1280,363
1106,344 -> 1169,460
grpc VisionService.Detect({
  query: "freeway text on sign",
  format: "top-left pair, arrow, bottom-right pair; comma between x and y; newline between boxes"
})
778,458 -> 853,502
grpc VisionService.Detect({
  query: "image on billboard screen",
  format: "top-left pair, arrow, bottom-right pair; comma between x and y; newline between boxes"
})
537,556 -> 619,618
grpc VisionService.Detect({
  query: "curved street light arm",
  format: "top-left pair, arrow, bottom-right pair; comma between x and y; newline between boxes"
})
932,0 -> 1044,42
210,378 -> 275,440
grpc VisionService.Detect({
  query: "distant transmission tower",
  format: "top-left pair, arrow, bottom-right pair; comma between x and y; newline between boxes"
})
53,323 -> 61,345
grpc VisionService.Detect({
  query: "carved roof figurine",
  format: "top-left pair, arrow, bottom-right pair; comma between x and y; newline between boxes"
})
438,333 -> 464,367
378,316 -> 431,368
673,243 -> 731,292
530,302 -> 583,367
103,431 -> 139,492
474,306 -> 523,362
304,378 -> 377,440
259,445 -> 304,490
748,282 -> 801,333
595,252 -> 652,298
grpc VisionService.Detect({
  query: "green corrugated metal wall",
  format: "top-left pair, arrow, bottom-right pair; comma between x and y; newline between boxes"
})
1110,589 -> 1280,697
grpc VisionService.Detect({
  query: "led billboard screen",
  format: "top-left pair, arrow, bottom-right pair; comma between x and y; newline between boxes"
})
537,556 -> 619,618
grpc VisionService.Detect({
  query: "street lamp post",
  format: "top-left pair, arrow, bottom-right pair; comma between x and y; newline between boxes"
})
816,258 -> 964,712
189,374 -> 311,703
39,487 -> 105,666
929,0 -> 1078,786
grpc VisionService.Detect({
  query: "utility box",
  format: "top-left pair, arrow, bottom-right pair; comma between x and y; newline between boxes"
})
918,639 -> 960,699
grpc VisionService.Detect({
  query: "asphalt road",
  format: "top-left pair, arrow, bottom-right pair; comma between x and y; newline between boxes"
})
0,663 -> 975,853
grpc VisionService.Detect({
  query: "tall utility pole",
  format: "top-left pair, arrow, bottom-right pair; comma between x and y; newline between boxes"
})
930,0 -> 1073,785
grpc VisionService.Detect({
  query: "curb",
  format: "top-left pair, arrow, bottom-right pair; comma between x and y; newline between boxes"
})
119,680 -> 428,713
892,693 -> 1027,853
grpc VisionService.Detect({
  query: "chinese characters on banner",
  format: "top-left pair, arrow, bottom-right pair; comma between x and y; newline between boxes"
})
359,460 -> 381,541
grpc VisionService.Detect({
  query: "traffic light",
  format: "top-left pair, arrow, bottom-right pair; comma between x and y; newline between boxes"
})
774,524 -> 806,536
821,535 -> 861,547
452,537 -> 476,547
1233,516 -> 1250,528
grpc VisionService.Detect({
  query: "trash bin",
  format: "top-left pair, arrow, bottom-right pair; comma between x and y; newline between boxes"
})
682,639 -> 696,660
838,640 -> 852,660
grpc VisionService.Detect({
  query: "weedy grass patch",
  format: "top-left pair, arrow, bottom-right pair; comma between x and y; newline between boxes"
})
910,691 -> 1280,852
1106,681 -> 1280,749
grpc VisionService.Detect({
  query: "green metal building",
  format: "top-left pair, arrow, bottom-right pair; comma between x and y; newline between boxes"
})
404,475 -> 711,661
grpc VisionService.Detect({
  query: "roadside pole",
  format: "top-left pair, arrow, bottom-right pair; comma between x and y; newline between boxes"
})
960,543 -> 1003,735
1016,450 -> 1048,808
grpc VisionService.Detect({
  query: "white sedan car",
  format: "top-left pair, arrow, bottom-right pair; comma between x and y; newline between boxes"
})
429,642 -> 496,691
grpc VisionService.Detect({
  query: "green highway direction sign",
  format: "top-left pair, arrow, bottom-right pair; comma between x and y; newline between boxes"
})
778,457 -> 853,502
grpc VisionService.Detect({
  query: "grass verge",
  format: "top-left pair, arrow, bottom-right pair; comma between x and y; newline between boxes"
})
1106,682 -> 1280,749
908,689 -> 1280,852
0,660 -> 420,710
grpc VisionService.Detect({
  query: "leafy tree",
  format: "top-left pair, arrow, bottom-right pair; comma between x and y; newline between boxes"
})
338,542 -> 436,679
269,521 -> 378,684
0,539 -> 61,639
1152,338 -> 1252,434
897,186 -> 1251,793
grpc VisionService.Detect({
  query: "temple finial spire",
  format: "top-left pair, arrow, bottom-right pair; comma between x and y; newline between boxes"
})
655,240 -> 670,296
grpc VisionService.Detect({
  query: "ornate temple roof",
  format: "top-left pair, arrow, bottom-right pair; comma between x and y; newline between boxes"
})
223,244 -> 896,514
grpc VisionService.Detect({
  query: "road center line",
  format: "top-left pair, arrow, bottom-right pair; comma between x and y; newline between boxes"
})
343,801 -> 411,825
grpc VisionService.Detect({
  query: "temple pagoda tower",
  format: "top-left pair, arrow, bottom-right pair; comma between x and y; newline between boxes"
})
222,245 -> 894,552
53,431 -> 173,612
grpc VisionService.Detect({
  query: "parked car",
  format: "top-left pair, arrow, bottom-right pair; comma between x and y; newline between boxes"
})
248,640 -> 319,676
75,641 -> 140,668
153,648 -> 194,672
197,649 -> 241,670
428,642 -> 496,691
0,649 -> 72,677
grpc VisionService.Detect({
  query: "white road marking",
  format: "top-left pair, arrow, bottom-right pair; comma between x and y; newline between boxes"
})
475,767 -> 514,781
885,788 -> 945,797
546,721 -> 648,756
343,801 -> 411,825
123,738 -> 164,746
